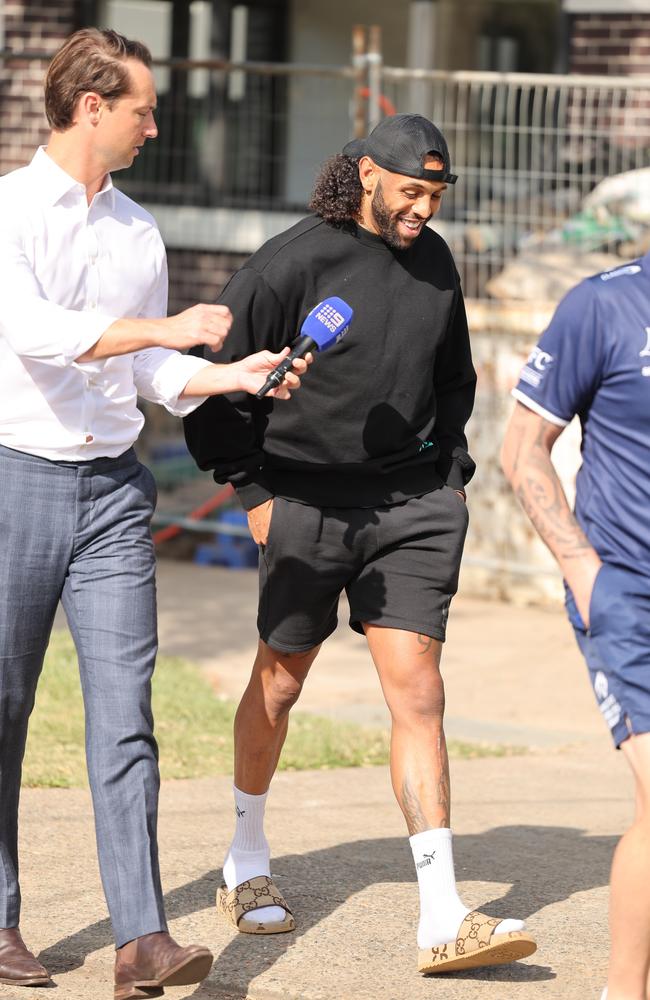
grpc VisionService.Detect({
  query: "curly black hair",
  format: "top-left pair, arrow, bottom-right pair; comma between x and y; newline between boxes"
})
308,154 -> 362,225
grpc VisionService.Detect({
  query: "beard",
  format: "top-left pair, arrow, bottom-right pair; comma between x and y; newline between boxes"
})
371,181 -> 406,250
370,180 -> 425,251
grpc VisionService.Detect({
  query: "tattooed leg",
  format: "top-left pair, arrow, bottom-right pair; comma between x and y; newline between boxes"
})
401,735 -> 451,832
401,775 -> 430,834
363,624 -> 449,831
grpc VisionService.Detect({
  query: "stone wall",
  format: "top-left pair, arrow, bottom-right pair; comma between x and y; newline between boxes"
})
460,301 -> 577,606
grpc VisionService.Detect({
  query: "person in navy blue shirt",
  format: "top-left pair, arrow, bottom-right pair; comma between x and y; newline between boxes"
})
501,256 -> 650,1000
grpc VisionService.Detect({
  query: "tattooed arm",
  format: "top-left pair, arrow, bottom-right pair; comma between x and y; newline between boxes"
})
501,402 -> 601,627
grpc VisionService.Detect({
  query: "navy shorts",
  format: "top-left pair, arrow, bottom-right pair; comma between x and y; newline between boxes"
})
257,487 -> 469,653
565,563 -> 650,747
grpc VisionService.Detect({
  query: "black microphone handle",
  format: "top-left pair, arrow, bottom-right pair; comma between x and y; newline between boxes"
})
254,335 -> 317,399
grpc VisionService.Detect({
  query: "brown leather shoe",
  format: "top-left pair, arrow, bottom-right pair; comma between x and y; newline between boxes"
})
114,931 -> 213,1000
0,927 -> 51,986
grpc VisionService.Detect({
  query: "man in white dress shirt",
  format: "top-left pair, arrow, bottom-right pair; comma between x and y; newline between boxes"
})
0,27 -> 306,999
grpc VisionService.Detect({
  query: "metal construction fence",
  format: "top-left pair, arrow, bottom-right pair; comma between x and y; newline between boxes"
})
4,51 -> 650,298
126,59 -> 650,298
383,68 -> 650,296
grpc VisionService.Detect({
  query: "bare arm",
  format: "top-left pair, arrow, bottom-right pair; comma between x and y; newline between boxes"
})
180,349 -> 311,399
75,303 -> 233,362
501,401 -> 601,625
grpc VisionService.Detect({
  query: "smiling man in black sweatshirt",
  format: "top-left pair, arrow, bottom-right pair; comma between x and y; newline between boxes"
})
184,114 -> 536,975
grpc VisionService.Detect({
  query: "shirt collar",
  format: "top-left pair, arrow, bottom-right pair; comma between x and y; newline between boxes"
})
30,146 -> 116,210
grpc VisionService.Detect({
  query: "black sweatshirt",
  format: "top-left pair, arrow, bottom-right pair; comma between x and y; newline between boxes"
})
184,215 -> 476,510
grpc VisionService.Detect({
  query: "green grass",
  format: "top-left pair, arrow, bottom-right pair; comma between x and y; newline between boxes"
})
22,630 -> 523,788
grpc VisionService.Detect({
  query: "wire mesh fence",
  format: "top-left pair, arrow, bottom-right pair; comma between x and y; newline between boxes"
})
3,51 -> 650,298
120,60 -> 650,298
382,68 -> 650,296
119,58 -> 358,211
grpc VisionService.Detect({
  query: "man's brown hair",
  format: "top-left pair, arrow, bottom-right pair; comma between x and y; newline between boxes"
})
45,27 -> 152,131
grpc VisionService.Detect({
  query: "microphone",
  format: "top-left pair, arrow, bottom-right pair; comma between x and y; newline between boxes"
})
255,296 -> 354,399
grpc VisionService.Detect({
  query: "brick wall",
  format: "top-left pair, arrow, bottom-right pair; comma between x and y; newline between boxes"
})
0,1 -> 77,174
567,13 -> 650,159
166,249 -> 247,315
570,12 -> 650,75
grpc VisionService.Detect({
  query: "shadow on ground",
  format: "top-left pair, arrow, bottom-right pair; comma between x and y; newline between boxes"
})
37,823 -> 615,994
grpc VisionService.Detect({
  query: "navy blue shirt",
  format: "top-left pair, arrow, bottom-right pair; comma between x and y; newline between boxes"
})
513,255 -> 650,575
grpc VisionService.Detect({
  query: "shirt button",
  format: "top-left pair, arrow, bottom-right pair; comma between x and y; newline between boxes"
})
85,433 -> 94,443
88,302 -> 97,310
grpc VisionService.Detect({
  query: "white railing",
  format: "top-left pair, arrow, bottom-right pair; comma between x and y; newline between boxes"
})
3,51 -> 650,299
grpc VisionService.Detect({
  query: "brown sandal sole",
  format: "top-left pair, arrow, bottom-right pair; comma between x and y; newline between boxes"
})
419,931 -> 537,974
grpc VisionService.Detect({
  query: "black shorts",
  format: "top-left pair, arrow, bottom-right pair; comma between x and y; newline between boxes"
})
257,486 -> 469,653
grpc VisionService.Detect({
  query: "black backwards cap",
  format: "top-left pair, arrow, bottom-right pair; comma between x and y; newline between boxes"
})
342,113 -> 457,184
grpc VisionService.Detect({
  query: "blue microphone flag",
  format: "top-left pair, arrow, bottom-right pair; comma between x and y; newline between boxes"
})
300,296 -> 354,351
254,295 -> 353,398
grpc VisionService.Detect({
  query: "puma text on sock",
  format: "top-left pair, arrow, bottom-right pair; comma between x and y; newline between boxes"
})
409,828 -> 524,949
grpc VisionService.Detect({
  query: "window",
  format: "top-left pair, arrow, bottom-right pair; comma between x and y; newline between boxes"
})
96,0 -> 290,208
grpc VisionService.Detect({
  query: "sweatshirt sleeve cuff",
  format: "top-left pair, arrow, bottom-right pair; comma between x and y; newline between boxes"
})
444,461 -> 467,492
234,480 -> 274,511
439,450 -> 476,491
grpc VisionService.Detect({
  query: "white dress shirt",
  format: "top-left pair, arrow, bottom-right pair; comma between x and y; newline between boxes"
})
0,147 -> 211,460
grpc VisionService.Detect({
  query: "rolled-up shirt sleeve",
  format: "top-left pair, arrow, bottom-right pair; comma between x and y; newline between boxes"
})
0,233 -> 117,366
131,248 -> 213,416
134,348 -> 212,416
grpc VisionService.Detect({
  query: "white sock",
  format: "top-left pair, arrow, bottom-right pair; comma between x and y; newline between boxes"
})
222,786 -> 285,924
409,828 -> 524,949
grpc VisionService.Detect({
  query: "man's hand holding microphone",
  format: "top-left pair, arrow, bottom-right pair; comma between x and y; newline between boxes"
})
76,302 -> 308,399
78,295 -> 352,407
175,302 -> 334,401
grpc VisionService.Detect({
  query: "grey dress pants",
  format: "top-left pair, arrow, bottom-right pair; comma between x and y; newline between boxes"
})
0,443 -> 167,947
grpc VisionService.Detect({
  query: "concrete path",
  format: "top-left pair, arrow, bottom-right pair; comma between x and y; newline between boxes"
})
18,560 -> 626,1000
154,561 -> 604,750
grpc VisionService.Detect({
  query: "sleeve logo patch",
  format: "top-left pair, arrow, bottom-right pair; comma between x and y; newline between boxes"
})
520,347 -> 554,388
